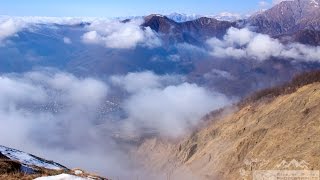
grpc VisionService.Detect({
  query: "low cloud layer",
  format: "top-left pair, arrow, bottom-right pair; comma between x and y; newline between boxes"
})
0,19 -> 26,44
0,70 -> 117,176
0,16 -> 161,49
111,71 -> 231,137
0,16 -> 95,44
0,16 -> 99,26
207,27 -> 320,61
63,37 -> 72,44
111,71 -> 184,93
123,83 -> 229,137
0,70 -> 109,148
82,19 -> 161,49
0,70 -> 231,179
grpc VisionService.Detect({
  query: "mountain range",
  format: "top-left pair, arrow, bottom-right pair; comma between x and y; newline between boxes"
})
142,0 -> 320,45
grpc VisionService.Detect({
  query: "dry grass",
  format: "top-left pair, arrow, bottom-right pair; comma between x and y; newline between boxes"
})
0,157 -> 67,180
0,173 -> 42,180
0,160 -> 20,174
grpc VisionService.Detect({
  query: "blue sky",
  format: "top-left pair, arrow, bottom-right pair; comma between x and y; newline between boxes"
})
0,0 -> 273,17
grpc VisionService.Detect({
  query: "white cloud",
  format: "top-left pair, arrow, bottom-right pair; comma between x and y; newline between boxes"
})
0,16 -> 100,26
246,34 -> 283,59
82,19 -> 161,49
0,16 -> 158,49
207,27 -> 320,61
82,31 -> 101,44
0,70 -> 231,178
0,70 -> 112,173
0,76 -> 47,105
111,71 -> 183,93
123,83 -> 230,137
63,37 -> 72,44
111,71 -> 231,138
111,71 -> 162,93
0,19 -> 26,43
0,16 -> 105,45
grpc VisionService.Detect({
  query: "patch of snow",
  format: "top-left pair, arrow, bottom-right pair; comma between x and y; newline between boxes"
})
154,14 -> 164,17
74,170 -> 83,175
0,145 -> 66,170
34,174 -> 89,180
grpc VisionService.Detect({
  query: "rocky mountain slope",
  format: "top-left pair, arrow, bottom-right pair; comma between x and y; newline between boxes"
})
134,71 -> 320,180
248,0 -> 320,36
142,14 -> 234,44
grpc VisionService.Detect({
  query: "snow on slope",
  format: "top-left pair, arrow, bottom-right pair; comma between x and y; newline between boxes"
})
0,145 -> 67,170
34,174 -> 89,180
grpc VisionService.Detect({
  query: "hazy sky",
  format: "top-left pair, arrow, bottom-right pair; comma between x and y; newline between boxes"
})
0,0 -> 274,17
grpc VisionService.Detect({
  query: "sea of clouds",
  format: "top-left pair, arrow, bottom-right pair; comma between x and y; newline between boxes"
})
0,15 -> 319,179
0,69 -> 231,179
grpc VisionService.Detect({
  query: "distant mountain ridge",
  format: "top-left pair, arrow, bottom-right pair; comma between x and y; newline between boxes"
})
140,0 -> 320,45
166,12 -> 242,22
